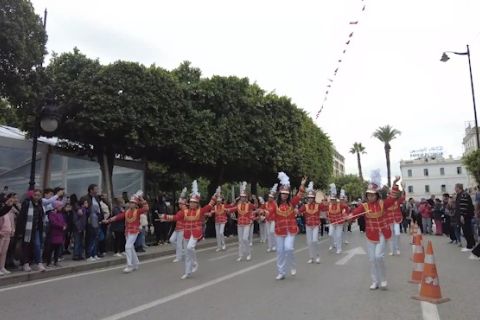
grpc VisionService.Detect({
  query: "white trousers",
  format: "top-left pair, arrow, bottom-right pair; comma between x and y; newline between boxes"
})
169,230 -> 184,261
183,236 -> 198,275
389,223 -> 400,253
249,223 -> 254,244
215,223 -> 226,249
259,222 -> 267,242
367,233 -> 386,284
266,221 -> 276,250
306,226 -> 320,259
275,233 -> 296,276
237,225 -> 251,258
329,224 -> 343,251
125,233 -> 139,268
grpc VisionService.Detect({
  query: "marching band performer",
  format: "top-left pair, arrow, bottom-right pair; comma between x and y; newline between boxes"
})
264,184 -> 278,252
103,191 -> 149,273
326,184 -> 349,254
257,197 -> 267,243
274,172 -> 306,280
386,184 -> 404,256
211,187 -> 228,252
298,181 -> 321,264
169,188 -> 187,262
226,182 -> 258,261
340,189 -> 352,245
161,180 -> 217,279
346,172 -> 403,290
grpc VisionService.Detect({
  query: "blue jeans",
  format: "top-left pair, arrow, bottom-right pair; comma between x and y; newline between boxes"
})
134,228 -> 145,248
87,227 -> 99,258
74,231 -> 84,258
33,230 -> 42,264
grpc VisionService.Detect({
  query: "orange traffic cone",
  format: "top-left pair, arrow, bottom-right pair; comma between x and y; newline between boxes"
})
409,234 -> 424,283
412,241 -> 450,304
411,223 -> 419,244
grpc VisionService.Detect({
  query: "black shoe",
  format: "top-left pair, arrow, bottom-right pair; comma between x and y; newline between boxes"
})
136,248 -> 146,253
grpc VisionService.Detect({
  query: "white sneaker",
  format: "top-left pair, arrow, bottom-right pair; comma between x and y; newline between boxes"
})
172,258 -> 180,263
336,250 -> 342,254
276,274 -> 285,280
380,281 -> 388,290
344,240 -> 350,244
236,257 -> 242,262
468,254 -> 480,261
249,243 -> 253,247
222,245 -> 226,250
267,248 -> 271,253
123,267 -> 134,273
37,263 -> 46,272
272,247 -> 276,251
307,259 -> 313,264
23,263 -> 32,272
329,246 -> 334,251
0,268 -> 11,275
315,257 -> 321,264
114,253 -> 122,258
396,250 -> 401,256
192,262 -> 198,273
94,255 -> 101,260
461,248 -> 472,252
0,270 -> 4,276
216,248 -> 221,252
87,257 -> 96,262
181,273 -> 191,280
388,252 -> 394,256
246,255 -> 252,261
291,269 -> 296,276
369,283 -> 378,290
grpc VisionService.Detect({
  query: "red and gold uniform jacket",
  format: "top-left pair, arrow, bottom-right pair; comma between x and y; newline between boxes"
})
263,200 -> 277,222
385,198 -> 405,225
227,202 -> 256,226
113,204 -> 150,235
170,204 -> 213,240
351,197 -> 399,242
274,191 -> 303,236
212,204 -> 228,224
298,203 -> 321,227
320,202 -> 349,225
174,209 -> 185,231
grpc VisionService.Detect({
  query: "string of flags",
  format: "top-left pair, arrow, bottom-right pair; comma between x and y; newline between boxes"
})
316,0 -> 367,119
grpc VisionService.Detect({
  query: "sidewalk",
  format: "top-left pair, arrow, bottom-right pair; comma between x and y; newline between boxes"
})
0,236 -> 239,287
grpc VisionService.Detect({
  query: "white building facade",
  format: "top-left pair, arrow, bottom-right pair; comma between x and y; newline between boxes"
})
400,156 -> 471,200
333,148 -> 345,177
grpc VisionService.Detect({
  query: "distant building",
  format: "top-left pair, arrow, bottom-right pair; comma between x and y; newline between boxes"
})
333,148 -> 345,177
400,156 -> 471,200
462,122 -> 479,155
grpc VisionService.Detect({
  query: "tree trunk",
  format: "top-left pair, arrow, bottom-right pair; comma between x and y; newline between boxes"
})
356,152 -> 364,181
385,144 -> 391,187
97,144 -> 115,204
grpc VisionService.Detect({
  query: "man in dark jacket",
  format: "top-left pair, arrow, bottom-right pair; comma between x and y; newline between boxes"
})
82,184 -> 105,260
455,183 -> 476,251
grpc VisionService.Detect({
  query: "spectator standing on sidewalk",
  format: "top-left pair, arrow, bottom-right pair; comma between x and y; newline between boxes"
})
73,198 -> 87,260
418,198 -> 432,235
455,183 -> 476,252
111,197 -> 126,257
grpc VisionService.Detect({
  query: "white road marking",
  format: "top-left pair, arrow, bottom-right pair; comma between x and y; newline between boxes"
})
0,245 -> 218,293
421,301 -> 441,320
208,252 -> 239,261
335,246 -> 367,265
100,245 -> 309,320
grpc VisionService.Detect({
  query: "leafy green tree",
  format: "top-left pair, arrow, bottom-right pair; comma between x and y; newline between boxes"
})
0,99 -> 20,126
350,142 -> 366,181
0,0 -> 47,106
331,174 -> 368,201
463,149 -> 480,186
372,125 -> 401,187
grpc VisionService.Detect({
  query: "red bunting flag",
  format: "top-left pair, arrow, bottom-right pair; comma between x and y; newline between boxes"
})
349,21 -> 358,25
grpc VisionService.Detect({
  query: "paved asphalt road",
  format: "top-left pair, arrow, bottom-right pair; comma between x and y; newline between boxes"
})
0,230 -> 479,320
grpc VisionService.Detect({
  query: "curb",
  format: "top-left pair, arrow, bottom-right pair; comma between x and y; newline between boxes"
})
0,236 -> 239,287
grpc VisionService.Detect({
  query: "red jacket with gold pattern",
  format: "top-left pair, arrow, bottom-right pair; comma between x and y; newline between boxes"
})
351,197 -> 398,242
321,203 -> 349,225
274,192 -> 302,236
212,204 -> 228,224
263,200 -> 277,222
298,203 -> 320,226
170,204 -> 213,240
174,209 -> 185,231
385,198 -> 405,224
227,202 -> 256,226
113,204 -> 150,235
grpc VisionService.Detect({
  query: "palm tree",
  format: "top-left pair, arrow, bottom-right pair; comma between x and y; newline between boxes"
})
350,142 -> 366,181
372,125 -> 401,187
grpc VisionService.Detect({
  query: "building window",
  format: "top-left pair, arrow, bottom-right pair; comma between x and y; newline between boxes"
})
424,169 -> 429,176
408,186 -> 413,193
407,169 -> 412,177
441,184 -> 446,192
425,185 -> 430,193
457,167 -> 462,174
440,168 -> 445,176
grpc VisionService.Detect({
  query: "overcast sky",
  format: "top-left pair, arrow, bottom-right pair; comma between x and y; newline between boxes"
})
30,0 -> 480,183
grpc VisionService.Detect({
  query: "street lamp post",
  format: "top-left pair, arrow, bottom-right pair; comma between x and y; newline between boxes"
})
441,45 -> 479,149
